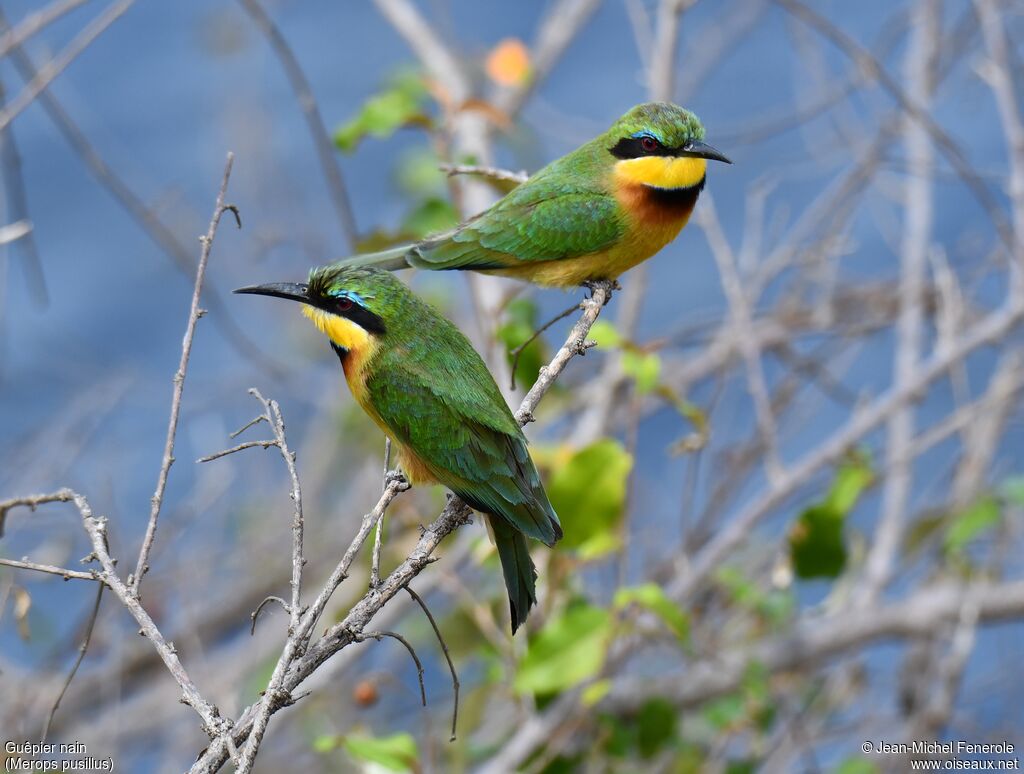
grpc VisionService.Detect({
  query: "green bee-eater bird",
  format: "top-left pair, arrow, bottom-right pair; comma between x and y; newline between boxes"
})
339,102 -> 730,288
236,266 -> 560,632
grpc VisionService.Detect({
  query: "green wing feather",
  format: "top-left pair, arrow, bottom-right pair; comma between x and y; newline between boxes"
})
367,343 -> 562,546
410,175 -> 623,270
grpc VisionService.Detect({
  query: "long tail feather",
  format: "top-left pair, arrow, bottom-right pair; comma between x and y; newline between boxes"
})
490,516 -> 537,634
333,244 -> 413,272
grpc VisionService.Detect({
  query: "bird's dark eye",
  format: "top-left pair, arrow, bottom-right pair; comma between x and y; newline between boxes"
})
640,136 -> 659,153
336,297 -> 353,312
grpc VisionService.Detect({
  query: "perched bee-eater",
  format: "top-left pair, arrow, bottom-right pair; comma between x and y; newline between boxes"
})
340,102 -> 730,288
236,267 -> 560,632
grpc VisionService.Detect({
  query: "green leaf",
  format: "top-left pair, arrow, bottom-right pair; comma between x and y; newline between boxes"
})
614,583 -> 689,641
312,734 -> 337,753
826,456 -> 874,513
622,350 -> 661,395
636,698 -> 677,758
581,678 -> 611,706
334,71 -> 430,153
395,146 -> 446,196
789,456 -> 873,579
400,197 -> 459,239
548,440 -> 633,558
497,298 -> 546,389
342,732 -> 418,772
944,495 -> 1000,555
515,602 -> 611,696
588,320 -> 621,348
789,504 -> 847,579
703,692 -> 745,730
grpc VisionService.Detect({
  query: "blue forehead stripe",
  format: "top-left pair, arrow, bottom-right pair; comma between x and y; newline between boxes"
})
631,129 -> 662,142
329,289 -> 368,306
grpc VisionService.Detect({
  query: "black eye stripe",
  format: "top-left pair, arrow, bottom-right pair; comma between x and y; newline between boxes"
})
312,292 -> 386,335
609,136 -> 683,159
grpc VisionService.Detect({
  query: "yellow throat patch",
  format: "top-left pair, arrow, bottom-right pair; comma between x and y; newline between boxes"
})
613,155 -> 707,190
301,305 -> 377,389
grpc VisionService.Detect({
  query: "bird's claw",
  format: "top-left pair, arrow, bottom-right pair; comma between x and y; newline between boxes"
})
385,469 -> 409,488
580,279 -> 619,304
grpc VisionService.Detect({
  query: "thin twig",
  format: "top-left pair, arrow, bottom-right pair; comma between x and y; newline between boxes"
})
0,558 -> 95,582
131,153 -> 240,597
0,79 -> 46,304
197,440 -> 278,463
40,582 -> 103,741
0,0 -> 135,134
370,438 -> 392,589
0,13 -> 280,372
0,490 -> 75,538
0,0 -> 91,59
250,596 -> 290,636
236,0 -> 357,248
774,0 -> 1016,257
439,163 -> 529,185
359,630 -> 427,707
516,281 -> 613,424
405,585 -> 459,741
857,0 -> 937,607
508,301 -> 581,391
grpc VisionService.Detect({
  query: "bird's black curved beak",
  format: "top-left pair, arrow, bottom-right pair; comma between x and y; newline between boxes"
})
683,140 -> 732,164
234,282 -> 310,303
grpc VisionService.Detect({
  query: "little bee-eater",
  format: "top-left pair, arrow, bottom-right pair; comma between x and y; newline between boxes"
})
339,102 -> 730,287
237,267 -> 561,632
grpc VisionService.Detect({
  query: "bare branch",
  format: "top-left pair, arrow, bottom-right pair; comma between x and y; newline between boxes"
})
132,152 -> 239,597
41,583 -> 103,741
604,581 -> 1024,714
0,0 -> 92,58
236,0 -> 357,248
439,163 -> 529,185
516,281 -> 613,423
857,0 -> 938,606
370,438 -> 392,589
0,489 -> 75,538
0,0 -> 135,135
0,14 -> 279,372
0,558 -> 95,582
197,440 -> 278,463
508,300 -> 581,391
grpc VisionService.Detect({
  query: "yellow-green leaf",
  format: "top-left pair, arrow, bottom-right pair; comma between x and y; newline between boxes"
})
342,732 -> 418,772
944,495 -> 1000,555
622,350 -> 661,395
548,440 -> 632,559
515,602 -> 611,696
588,320 -> 621,348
